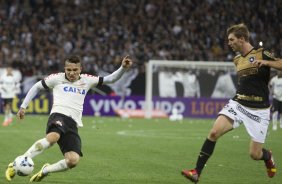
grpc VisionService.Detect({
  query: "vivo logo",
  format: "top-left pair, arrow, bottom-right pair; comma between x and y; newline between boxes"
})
63,86 -> 86,95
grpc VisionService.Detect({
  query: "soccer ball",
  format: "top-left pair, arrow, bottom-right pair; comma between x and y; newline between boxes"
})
13,155 -> 34,176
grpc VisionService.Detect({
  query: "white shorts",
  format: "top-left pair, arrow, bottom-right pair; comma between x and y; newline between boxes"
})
219,99 -> 270,143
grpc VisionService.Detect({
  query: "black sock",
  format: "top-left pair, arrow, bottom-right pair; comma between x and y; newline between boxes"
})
260,148 -> 271,161
195,138 -> 216,174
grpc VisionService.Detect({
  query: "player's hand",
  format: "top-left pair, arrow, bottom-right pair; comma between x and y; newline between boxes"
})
121,55 -> 133,69
17,108 -> 26,120
252,60 -> 268,67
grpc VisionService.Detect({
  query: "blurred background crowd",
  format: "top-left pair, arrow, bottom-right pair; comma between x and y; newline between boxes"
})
0,0 -> 281,88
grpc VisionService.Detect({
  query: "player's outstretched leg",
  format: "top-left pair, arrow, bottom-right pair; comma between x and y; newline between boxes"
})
182,138 -> 216,183
264,150 -> 276,178
30,159 -> 70,182
30,163 -> 50,182
181,169 -> 200,183
5,162 -> 16,181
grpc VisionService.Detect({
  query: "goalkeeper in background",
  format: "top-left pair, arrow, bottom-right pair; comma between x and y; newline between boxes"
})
182,23 -> 281,183
5,55 -> 132,182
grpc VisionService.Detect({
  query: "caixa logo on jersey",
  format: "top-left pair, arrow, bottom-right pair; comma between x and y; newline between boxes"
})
63,86 -> 86,95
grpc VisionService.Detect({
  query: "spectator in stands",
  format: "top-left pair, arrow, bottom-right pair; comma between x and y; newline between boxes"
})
0,0 -> 280,95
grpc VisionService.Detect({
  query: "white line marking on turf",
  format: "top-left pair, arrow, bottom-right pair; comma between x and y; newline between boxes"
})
116,130 -> 205,140
115,130 -> 278,142
0,130 -> 41,133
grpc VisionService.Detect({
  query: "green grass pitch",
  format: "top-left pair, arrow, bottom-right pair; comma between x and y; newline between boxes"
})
0,115 -> 281,184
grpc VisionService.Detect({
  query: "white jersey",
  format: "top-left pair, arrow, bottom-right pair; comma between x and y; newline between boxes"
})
269,75 -> 282,101
0,74 -> 19,99
43,73 -> 100,127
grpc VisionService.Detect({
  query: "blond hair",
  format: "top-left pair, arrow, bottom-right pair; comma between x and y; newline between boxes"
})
227,23 -> 250,42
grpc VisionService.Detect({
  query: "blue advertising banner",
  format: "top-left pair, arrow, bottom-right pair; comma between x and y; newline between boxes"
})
7,95 -> 229,118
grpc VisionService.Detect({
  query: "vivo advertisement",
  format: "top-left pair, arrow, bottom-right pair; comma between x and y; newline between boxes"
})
6,94 -> 228,119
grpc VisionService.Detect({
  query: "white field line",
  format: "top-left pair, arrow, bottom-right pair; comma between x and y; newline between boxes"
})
116,130 -> 204,140
116,130 -> 279,143
116,130 -> 249,141
0,130 -> 41,133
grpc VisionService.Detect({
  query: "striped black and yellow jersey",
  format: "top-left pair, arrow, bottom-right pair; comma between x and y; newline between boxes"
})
232,47 -> 276,108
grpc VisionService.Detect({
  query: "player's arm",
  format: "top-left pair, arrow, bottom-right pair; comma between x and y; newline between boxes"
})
103,55 -> 133,84
253,49 -> 282,70
14,81 -> 21,91
253,58 -> 282,70
268,77 -> 274,96
0,78 -> 7,92
0,81 -> 3,92
17,81 -> 45,119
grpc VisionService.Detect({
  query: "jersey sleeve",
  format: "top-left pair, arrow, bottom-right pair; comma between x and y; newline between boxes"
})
262,49 -> 276,61
43,73 -> 63,89
81,74 -> 102,87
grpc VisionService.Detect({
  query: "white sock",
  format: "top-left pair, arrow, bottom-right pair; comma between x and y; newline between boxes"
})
43,159 -> 69,175
24,138 -> 51,158
8,112 -> 13,119
4,111 -> 9,121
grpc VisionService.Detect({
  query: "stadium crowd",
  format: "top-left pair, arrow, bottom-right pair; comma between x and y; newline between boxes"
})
0,0 -> 281,79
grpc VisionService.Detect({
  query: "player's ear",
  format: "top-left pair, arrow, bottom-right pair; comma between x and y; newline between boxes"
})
239,36 -> 245,43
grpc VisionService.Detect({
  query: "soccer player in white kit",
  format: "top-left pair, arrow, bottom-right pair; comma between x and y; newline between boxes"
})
269,71 -> 282,130
5,55 -> 132,182
0,67 -> 20,126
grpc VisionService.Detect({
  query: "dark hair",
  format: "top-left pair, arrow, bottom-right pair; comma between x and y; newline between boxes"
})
65,55 -> 81,64
227,23 -> 250,42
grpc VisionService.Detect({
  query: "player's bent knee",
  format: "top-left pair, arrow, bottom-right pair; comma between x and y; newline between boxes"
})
66,157 -> 79,168
249,152 -> 261,160
46,132 -> 60,145
65,152 -> 80,168
208,129 -> 220,141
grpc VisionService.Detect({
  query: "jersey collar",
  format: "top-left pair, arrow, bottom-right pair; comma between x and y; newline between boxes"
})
64,74 -> 81,82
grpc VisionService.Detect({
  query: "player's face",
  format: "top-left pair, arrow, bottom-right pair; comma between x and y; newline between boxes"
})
228,33 -> 243,53
64,62 -> 82,82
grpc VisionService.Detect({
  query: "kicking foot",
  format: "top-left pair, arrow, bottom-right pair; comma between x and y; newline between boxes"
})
264,151 -> 276,178
5,162 -> 16,181
181,169 -> 200,183
30,163 -> 50,182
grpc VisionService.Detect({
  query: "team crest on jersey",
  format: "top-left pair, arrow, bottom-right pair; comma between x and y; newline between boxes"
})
63,86 -> 86,95
249,56 -> 255,63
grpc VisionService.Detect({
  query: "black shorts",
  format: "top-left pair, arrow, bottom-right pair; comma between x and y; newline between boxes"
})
271,98 -> 282,113
46,113 -> 83,156
2,98 -> 13,106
